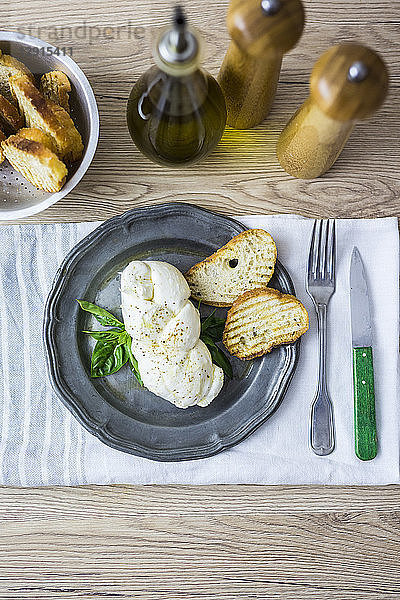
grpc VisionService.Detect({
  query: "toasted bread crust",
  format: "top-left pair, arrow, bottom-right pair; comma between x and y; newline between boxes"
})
223,287 -> 309,360
186,229 -> 277,307
47,100 -> 83,161
18,126 -> 58,154
40,71 -> 71,113
2,132 -> 68,192
0,93 -> 24,132
10,75 -> 83,163
0,52 -> 34,78
187,229 -> 276,274
0,52 -> 34,103
10,75 -> 69,153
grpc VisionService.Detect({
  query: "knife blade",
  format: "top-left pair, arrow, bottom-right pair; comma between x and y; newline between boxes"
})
350,247 -> 377,461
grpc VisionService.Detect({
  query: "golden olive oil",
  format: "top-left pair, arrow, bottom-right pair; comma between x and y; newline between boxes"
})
126,7 -> 226,167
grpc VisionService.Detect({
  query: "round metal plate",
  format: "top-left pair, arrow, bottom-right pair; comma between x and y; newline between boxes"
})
44,203 -> 300,461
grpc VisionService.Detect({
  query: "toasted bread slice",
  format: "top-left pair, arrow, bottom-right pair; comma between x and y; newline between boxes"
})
18,126 -> 58,155
0,93 -> 24,133
47,100 -> 83,161
9,75 -> 83,162
0,128 -> 5,163
186,229 -> 277,307
0,51 -> 34,103
2,132 -> 68,193
40,71 -> 71,113
223,287 -> 309,360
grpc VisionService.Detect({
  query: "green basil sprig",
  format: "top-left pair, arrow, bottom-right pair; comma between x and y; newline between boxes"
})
91,338 -> 129,378
201,309 -> 233,379
77,300 -> 142,384
77,300 -> 124,328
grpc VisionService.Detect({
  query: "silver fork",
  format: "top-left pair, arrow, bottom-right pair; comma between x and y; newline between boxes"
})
306,219 -> 336,456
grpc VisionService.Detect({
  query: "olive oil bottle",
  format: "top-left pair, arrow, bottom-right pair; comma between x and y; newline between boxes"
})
127,6 -> 227,167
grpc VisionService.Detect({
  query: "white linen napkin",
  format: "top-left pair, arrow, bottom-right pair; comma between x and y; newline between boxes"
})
0,214 -> 398,486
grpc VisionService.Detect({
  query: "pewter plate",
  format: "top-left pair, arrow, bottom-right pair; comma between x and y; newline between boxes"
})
44,203 -> 300,461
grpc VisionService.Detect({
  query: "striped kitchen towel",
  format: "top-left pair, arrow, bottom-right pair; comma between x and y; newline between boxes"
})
0,215 -> 399,486
0,223 -> 96,485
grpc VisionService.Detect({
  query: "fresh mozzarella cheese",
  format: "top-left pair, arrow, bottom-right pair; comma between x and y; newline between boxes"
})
121,260 -> 224,408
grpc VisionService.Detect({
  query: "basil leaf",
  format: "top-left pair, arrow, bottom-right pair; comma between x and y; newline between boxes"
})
79,300 -> 143,382
125,342 -> 143,386
201,310 -> 226,342
77,300 -> 124,328
83,329 -> 122,342
201,309 -> 217,331
90,340 -> 129,378
119,330 -> 132,345
200,333 -> 215,347
208,344 -> 233,379
202,321 -> 225,342
201,335 -> 233,379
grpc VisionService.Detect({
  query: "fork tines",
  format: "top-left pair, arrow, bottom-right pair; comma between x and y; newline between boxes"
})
308,219 -> 336,284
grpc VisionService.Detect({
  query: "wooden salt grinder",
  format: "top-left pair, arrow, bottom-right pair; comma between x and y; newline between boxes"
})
218,0 -> 305,129
277,44 -> 389,179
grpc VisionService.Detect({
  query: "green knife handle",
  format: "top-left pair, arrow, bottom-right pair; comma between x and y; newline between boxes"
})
353,346 -> 377,461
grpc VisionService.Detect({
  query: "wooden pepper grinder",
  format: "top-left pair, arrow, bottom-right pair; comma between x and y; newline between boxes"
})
218,0 -> 305,129
277,44 -> 389,179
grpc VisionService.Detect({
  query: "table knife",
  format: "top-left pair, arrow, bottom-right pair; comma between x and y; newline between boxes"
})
350,247 -> 377,461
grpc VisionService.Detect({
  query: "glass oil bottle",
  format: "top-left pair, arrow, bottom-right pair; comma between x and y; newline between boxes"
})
127,6 -> 227,167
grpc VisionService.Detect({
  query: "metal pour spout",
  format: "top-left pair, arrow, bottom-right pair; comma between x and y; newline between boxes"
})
157,5 -> 198,65
171,6 -> 188,53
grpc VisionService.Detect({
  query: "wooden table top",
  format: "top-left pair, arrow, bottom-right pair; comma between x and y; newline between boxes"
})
1,0 -> 399,598
4,0 -> 400,224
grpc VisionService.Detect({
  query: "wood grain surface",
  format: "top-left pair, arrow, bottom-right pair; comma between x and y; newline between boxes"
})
1,0 -> 399,598
1,0 -> 399,222
2,484 -> 400,599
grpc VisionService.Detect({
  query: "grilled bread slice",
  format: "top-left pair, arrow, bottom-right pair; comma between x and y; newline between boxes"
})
9,75 -> 83,162
186,229 -> 277,307
0,128 -> 5,163
2,130 -> 68,192
0,93 -> 24,133
223,287 -> 309,360
40,71 -> 71,113
0,50 -> 34,103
